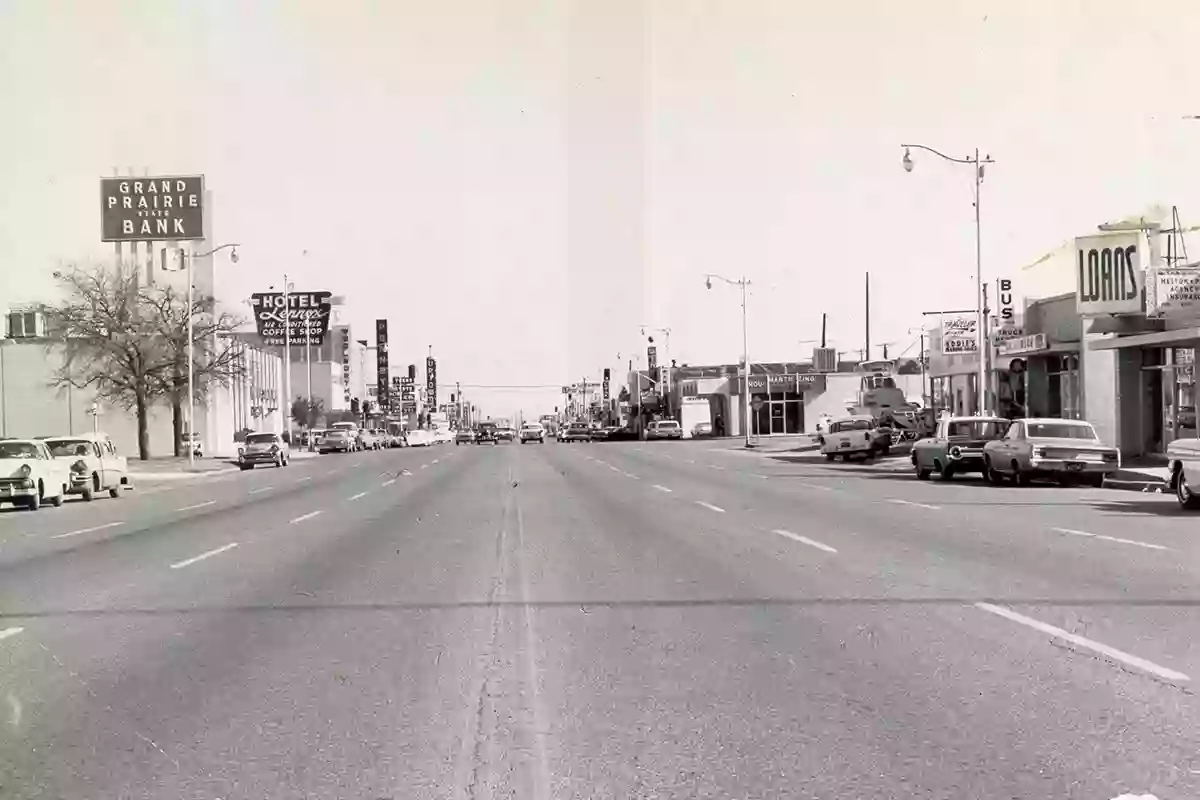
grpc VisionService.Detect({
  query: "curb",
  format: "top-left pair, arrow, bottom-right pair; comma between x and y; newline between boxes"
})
127,467 -> 239,481
1103,478 -> 1168,493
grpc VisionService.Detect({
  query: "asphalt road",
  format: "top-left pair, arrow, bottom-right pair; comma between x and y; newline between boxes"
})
0,439 -> 1197,799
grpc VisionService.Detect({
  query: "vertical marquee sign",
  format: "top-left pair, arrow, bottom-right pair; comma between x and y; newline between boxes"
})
426,356 -> 438,410
341,327 -> 352,404
375,319 -> 390,412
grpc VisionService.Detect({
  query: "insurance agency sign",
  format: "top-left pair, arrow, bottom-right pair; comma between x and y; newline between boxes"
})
1075,231 -> 1144,315
101,175 -> 204,241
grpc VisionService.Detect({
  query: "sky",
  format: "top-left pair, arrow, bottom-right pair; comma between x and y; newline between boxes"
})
3,0 -> 1200,419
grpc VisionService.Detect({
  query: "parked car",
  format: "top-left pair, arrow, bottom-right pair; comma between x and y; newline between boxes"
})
358,429 -> 384,451
456,428 -> 476,445
497,427 -> 516,443
238,431 -> 291,469
1167,437 -> 1200,509
647,420 -> 683,440
982,418 -> 1119,487
561,422 -> 592,443
476,424 -> 499,445
319,429 -> 356,454
43,433 -> 129,500
590,425 -> 611,441
407,429 -> 434,447
820,414 -> 881,461
434,427 -> 456,445
0,438 -> 69,510
519,423 -> 545,443
692,421 -> 713,438
911,416 -> 1010,481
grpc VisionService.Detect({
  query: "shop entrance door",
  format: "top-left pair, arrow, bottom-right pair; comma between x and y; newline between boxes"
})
770,402 -> 785,434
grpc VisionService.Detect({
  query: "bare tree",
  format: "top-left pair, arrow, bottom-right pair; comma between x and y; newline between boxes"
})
141,284 -> 245,456
43,265 -> 163,459
290,396 -> 325,429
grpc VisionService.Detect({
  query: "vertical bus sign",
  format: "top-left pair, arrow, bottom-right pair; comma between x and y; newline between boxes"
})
375,320 -> 389,412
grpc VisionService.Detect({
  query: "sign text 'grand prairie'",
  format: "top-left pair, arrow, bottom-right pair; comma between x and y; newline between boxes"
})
101,176 -> 205,242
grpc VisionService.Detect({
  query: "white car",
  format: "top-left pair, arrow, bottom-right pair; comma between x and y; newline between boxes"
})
519,423 -> 545,443
43,433 -> 129,500
407,429 -> 435,447
0,438 -> 70,510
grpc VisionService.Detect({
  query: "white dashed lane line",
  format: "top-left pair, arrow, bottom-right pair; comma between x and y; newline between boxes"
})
290,511 -> 323,525
0,627 -> 24,642
772,529 -> 837,553
170,542 -> 238,570
695,501 -> 726,514
295,476 -> 312,483
175,501 -> 215,512
708,464 -> 726,471
887,498 -> 940,511
975,602 -> 1190,683
420,464 -> 429,470
652,485 -> 673,493
798,482 -> 833,491
348,491 -> 369,501
382,479 -> 396,487
51,522 -> 123,540
1052,527 -> 1168,551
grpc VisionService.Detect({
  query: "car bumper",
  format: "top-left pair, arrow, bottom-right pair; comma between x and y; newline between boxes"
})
1029,458 -> 1117,475
0,483 -> 36,501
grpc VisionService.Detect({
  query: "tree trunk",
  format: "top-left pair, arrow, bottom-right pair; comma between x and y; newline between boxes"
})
171,391 -> 183,458
135,387 -> 150,460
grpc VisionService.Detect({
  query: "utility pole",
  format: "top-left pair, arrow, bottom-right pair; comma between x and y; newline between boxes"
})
865,272 -> 871,362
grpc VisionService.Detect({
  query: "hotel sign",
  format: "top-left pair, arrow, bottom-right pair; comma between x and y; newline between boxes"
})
101,175 -> 204,242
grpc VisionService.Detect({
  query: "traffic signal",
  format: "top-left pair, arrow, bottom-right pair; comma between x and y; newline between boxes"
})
450,393 -> 456,403
408,364 -> 416,380
603,367 -> 610,380
554,406 -> 558,413
350,397 -> 360,415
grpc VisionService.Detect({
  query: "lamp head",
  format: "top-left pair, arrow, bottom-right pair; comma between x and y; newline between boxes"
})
230,246 -> 239,264
902,147 -> 914,173
705,277 -> 713,290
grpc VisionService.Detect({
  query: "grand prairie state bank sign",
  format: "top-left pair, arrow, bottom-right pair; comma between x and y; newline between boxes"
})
100,175 -> 204,242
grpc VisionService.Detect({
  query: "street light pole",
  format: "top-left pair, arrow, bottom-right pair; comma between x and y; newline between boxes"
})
183,243 -> 239,467
704,273 -> 753,447
283,274 -> 292,441
901,143 -> 994,416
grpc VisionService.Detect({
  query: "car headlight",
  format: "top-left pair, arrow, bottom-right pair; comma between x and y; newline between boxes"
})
949,446 -> 962,459
1031,447 -> 1045,458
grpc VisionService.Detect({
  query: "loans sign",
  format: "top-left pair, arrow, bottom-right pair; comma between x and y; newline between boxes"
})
101,176 -> 204,242
1075,231 -> 1144,315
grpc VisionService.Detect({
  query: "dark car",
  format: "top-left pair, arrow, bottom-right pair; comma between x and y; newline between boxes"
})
497,427 -> 516,443
590,426 -> 610,441
911,416 -> 1010,480
562,423 -> 592,443
476,424 -> 499,445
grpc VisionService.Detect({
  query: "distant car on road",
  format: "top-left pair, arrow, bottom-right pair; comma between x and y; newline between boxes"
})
456,429 -> 476,445
43,433 -> 129,501
691,421 -> 713,438
646,420 -> 682,440
319,430 -> 356,454
561,422 -> 592,443
519,423 -> 545,443
821,415 -> 881,461
497,427 -> 516,443
476,424 -> 499,445
238,431 -> 291,469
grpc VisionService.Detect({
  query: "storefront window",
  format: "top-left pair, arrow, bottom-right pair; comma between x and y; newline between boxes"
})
1171,348 -> 1196,439
1045,354 -> 1081,420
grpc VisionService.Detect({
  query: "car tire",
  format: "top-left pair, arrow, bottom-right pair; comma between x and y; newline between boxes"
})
109,483 -> 122,498
825,453 -> 835,461
1012,460 -> 1031,487
51,487 -> 65,507
82,478 -> 96,502
983,458 -> 1005,486
240,464 -> 253,471
1175,465 -> 1200,509
26,486 -> 41,511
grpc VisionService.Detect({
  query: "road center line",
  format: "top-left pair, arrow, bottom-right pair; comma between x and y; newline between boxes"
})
420,464 -> 429,470
798,482 -> 833,491
175,500 -> 215,512
249,486 -> 272,495
652,484 -> 673,493
348,491 -> 368,501
170,542 -> 238,570
0,627 -> 23,642
432,459 -> 440,464
888,498 -> 940,510
624,473 -> 640,480
382,478 -> 396,487
773,529 -> 838,553
708,464 -> 726,471
296,476 -> 311,483
290,510 -> 323,524
975,602 -> 1190,682
52,521 -> 123,539
696,501 -> 726,513
1052,527 -> 1168,551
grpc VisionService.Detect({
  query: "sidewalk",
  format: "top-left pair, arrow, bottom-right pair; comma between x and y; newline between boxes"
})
127,450 -> 319,481
708,434 -> 820,454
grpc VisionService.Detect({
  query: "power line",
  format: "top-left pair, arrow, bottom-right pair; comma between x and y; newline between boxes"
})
440,383 -> 571,390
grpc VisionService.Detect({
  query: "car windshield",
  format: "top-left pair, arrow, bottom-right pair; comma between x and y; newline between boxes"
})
835,419 -> 872,431
946,420 -> 1008,438
1027,422 -> 1098,440
0,441 -> 40,459
246,434 -> 278,445
46,439 -> 91,457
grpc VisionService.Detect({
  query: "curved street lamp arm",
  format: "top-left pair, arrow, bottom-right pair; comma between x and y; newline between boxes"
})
901,143 -> 990,165
192,242 -> 241,259
703,273 -> 749,287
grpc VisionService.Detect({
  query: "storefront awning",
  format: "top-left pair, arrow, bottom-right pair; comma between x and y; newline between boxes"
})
1088,327 -> 1200,350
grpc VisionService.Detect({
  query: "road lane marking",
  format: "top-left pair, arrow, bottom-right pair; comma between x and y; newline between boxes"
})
608,464 -> 621,472
688,459 -> 697,464
888,498 -> 940,510
624,473 -> 640,480
382,478 -> 396,486
175,500 -> 215,512
696,501 -> 726,513
798,482 -> 833,491
975,602 -> 1190,682
755,474 -> 769,480
432,459 -> 440,464
296,476 -> 311,483
652,484 -> 673,493
773,529 -> 838,553
348,491 -> 368,501
0,628 -> 23,642
170,542 -> 238,570
52,521 -> 123,540
708,464 -> 726,471
290,511 -> 323,524
1052,527 -> 1168,551
249,486 -> 272,495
